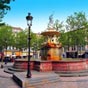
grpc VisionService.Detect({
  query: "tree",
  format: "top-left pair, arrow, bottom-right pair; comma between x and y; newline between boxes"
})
36,35 -> 45,50
30,32 -> 37,47
14,30 -> 28,51
0,0 -> 14,22
0,25 -> 13,51
54,19 -> 64,32
66,12 -> 87,30
66,12 -> 88,52
53,19 -> 66,50
14,29 -> 38,51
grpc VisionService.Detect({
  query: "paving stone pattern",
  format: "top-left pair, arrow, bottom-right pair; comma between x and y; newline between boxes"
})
1,63 -> 88,88
23,75 -> 88,88
0,63 -> 21,88
26,76 -> 88,88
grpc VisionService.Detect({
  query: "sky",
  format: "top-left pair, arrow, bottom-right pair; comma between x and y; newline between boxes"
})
3,0 -> 88,33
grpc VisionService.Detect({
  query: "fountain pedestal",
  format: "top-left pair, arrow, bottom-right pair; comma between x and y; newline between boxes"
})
34,61 -> 52,71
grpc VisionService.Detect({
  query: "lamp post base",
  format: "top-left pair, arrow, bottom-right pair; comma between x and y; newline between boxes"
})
26,73 -> 31,78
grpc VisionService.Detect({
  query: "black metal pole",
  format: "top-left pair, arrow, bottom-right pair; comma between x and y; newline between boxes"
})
27,25 -> 31,78
26,13 -> 33,78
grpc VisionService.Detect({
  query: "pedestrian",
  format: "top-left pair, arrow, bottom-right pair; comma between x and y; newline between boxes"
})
5,57 -> 8,64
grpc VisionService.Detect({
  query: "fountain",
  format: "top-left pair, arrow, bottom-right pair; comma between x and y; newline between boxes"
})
12,14 -> 62,72
11,15 -> 88,74
6,15 -> 88,88
40,14 -> 62,61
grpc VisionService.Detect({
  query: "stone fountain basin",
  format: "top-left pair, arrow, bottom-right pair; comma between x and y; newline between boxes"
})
52,59 -> 88,71
13,59 -> 88,72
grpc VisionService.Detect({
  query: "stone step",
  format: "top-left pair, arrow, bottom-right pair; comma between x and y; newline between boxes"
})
55,71 -> 88,77
55,69 -> 88,74
4,68 -> 14,74
13,71 -> 60,88
4,66 -> 26,75
8,66 -> 26,72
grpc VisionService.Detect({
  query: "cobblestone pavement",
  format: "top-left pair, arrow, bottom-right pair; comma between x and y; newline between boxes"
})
0,63 -> 21,88
30,76 -> 88,88
58,76 -> 88,88
1,62 -> 88,88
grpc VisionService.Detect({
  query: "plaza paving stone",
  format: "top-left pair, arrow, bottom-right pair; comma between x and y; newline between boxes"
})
30,76 -> 88,88
13,70 -> 88,88
1,62 -> 88,88
0,62 -> 21,88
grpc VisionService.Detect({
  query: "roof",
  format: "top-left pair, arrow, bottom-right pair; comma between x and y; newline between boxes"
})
12,27 -> 23,31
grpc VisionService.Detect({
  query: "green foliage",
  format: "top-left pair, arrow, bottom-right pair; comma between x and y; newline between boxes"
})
59,32 -> 68,46
14,29 -> 39,51
0,0 -> 14,22
54,19 -> 64,31
30,32 -> 37,47
36,35 -> 45,50
14,30 -> 28,50
31,33 -> 45,51
66,11 -> 87,30
0,25 -> 13,50
65,11 -> 88,49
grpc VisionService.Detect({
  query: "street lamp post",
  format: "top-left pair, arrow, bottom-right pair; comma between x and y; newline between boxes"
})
26,13 -> 33,78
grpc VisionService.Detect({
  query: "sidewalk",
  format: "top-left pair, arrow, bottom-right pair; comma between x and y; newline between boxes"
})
1,62 -> 88,88
13,69 -> 88,88
0,62 -> 20,88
